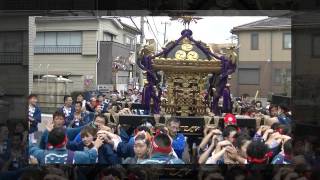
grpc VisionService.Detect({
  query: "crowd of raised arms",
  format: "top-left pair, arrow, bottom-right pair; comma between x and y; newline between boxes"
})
1,88 -> 317,173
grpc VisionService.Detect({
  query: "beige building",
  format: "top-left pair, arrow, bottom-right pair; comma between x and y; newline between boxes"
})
32,16 -> 140,93
230,17 -> 291,98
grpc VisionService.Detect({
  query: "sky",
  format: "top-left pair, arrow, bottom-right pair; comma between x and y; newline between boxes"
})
120,16 -> 268,49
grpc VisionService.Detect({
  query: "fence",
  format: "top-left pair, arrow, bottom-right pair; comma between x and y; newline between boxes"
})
34,45 -> 82,54
33,78 -> 73,113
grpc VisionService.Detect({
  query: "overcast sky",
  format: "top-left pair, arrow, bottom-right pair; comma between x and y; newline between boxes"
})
120,16 -> 268,49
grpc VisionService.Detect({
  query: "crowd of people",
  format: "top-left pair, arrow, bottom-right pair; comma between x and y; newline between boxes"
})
0,88 -> 319,175
24,89 -> 305,166
1,164 -> 320,180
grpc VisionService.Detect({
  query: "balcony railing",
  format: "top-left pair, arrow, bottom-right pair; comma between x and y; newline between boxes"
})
0,52 -> 23,64
34,45 -> 82,54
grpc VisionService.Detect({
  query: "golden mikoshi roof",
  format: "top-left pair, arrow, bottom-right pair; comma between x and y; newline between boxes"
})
152,37 -> 222,73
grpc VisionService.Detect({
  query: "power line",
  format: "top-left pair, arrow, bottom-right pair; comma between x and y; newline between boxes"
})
161,21 -> 171,45
151,16 -> 160,34
146,18 -> 159,42
129,17 -> 141,34
145,17 -> 162,50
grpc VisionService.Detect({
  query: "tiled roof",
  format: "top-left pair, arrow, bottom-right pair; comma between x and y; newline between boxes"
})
231,17 -> 291,32
120,21 -> 141,34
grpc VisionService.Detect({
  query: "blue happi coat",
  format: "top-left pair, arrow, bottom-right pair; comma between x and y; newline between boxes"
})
39,126 -> 82,150
29,142 -> 97,164
69,111 -> 94,128
67,141 -> 121,164
58,105 -> 76,126
28,105 -> 42,133
139,153 -> 184,164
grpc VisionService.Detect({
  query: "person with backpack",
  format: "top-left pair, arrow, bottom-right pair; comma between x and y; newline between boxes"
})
29,127 -> 103,164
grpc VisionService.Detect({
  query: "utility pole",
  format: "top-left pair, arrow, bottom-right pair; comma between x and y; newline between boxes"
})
139,16 -> 145,89
140,16 -> 145,45
161,21 -> 170,45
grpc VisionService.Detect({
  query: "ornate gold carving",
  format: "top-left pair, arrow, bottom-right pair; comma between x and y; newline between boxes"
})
181,38 -> 192,45
160,71 -> 209,116
139,44 -> 155,57
181,43 -> 193,51
186,51 -> 199,61
152,37 -> 223,117
175,50 -> 187,60
225,45 -> 238,64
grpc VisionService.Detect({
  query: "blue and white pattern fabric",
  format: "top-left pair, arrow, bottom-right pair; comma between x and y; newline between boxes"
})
99,102 -> 108,113
28,106 -> 35,118
28,105 -> 42,133
45,152 -> 69,164
59,105 -> 75,126
63,106 -> 72,118
138,153 -> 184,164
29,142 -> 98,164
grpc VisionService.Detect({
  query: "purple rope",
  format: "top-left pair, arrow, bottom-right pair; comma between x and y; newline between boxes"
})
151,31 -> 189,58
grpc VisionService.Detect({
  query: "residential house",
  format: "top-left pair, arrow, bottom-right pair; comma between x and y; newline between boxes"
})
231,17 -> 291,98
33,16 -> 140,94
98,21 -> 140,92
